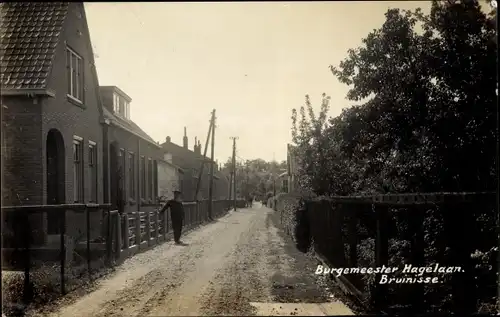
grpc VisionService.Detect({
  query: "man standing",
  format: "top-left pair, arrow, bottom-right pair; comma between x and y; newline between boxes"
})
160,190 -> 185,245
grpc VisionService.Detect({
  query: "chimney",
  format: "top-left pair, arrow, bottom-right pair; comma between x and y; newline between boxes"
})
197,140 -> 202,155
166,136 -> 171,143
194,137 -> 197,151
183,127 -> 188,148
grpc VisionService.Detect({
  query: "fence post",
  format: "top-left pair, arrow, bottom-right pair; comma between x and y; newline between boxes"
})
60,209 -> 66,295
155,209 -> 159,242
445,200 -> 477,314
86,207 -> 91,277
196,202 -> 200,225
146,210 -> 151,241
348,205 -> 358,268
373,204 -> 389,311
106,210 -> 112,265
135,211 -> 141,246
22,211 -> 32,303
115,213 -> 122,259
123,213 -> 129,249
163,210 -> 168,238
409,206 -> 425,313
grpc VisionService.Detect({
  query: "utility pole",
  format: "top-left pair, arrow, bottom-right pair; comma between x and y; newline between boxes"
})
208,109 -> 216,220
228,171 -> 233,202
194,112 -> 214,201
230,137 -> 238,211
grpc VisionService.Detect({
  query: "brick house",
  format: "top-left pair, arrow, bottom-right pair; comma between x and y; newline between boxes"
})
160,130 -> 229,201
99,86 -> 165,215
0,3 -> 228,252
1,2 -> 105,245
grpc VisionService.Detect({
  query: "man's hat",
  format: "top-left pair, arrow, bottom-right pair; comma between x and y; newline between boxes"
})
173,190 -> 182,194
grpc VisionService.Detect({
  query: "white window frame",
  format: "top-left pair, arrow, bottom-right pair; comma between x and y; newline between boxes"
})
88,141 -> 98,203
124,101 -> 130,119
67,47 -> 83,103
73,135 -> 84,203
113,93 -> 120,114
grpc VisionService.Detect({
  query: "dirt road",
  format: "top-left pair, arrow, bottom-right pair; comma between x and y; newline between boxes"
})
44,205 -> 353,316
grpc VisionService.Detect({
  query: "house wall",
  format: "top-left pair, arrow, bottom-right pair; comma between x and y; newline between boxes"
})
161,140 -> 223,202
107,126 -> 164,214
214,176 -> 229,200
40,2 -> 104,239
100,87 -> 114,113
158,161 -> 180,200
2,3 -> 106,243
1,96 -> 44,206
1,96 -> 46,245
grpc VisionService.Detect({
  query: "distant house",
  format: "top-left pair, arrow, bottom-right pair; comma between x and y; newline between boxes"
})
160,129 -> 228,201
99,86 -> 165,214
158,152 -> 184,201
277,171 -> 289,193
1,2 -> 105,244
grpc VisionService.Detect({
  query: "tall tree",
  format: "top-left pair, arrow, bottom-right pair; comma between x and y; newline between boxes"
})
290,0 -> 497,313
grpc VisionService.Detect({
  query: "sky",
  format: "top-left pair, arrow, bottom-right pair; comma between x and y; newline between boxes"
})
84,1 -> 432,163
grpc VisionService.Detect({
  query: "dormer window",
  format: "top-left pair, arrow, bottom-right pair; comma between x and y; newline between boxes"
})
113,93 -> 130,120
124,101 -> 130,119
113,93 -> 119,113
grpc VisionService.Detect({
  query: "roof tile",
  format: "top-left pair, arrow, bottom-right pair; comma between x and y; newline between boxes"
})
0,2 -> 68,90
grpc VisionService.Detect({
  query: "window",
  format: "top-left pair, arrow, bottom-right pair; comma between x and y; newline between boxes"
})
140,156 -> 146,199
119,99 -> 125,117
66,47 -> 83,102
128,152 -> 135,199
113,93 -> 120,113
124,101 -> 130,119
153,160 -> 158,200
148,158 -> 153,200
119,149 -> 126,199
117,100 -> 131,120
282,179 -> 289,193
89,142 -> 98,202
73,136 -> 83,202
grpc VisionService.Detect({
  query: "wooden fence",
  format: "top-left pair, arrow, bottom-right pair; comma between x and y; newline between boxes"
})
277,192 -> 496,314
1,199 -> 244,305
119,199 -> 235,253
1,203 -> 116,302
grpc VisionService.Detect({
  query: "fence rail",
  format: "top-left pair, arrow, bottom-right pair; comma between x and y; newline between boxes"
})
277,191 -> 497,314
1,198 -> 245,306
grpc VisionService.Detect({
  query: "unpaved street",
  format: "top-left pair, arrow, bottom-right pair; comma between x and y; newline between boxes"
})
45,205 -> 353,316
